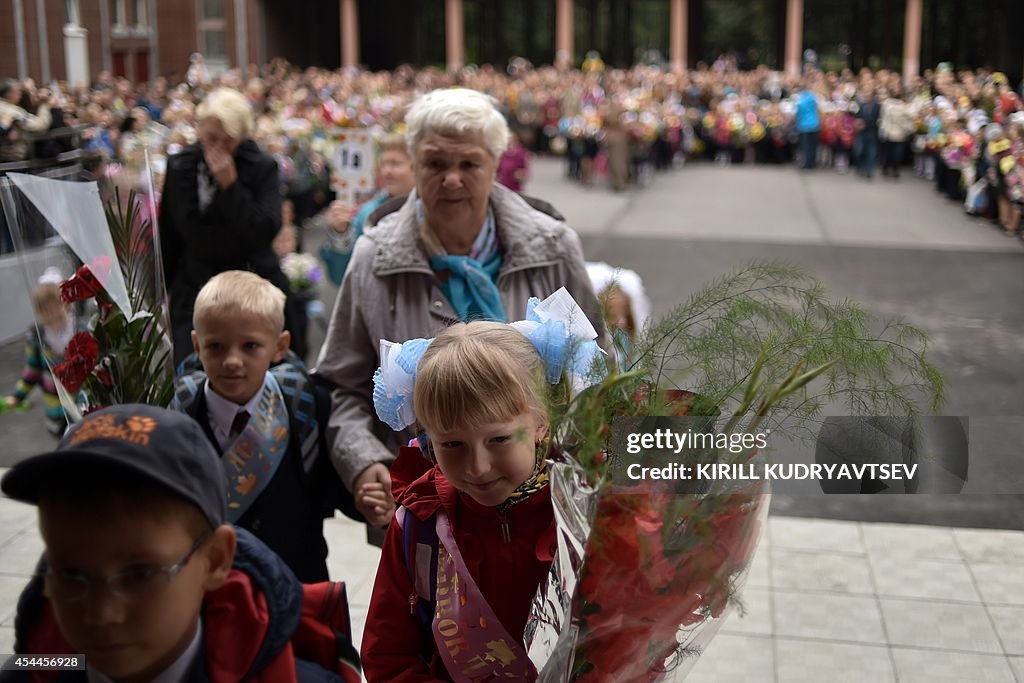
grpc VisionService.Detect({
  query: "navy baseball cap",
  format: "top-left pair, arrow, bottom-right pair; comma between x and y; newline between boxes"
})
2,404 -> 226,528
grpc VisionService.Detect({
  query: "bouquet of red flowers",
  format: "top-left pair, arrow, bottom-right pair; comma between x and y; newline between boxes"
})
527,263 -> 944,681
4,173 -> 173,417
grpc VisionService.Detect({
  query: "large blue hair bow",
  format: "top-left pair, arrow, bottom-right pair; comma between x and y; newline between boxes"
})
372,337 -> 432,432
509,287 -> 606,393
372,288 -> 606,432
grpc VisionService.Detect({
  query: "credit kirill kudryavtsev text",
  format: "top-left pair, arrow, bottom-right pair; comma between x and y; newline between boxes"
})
626,462 -> 920,482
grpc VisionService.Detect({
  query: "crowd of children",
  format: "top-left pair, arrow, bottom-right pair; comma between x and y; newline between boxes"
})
4,58 -> 1022,250
4,58 -> 1020,190
0,269 -> 619,681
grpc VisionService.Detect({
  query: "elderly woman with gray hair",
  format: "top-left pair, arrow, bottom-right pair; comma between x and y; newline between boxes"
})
160,87 -> 304,363
315,88 -> 604,529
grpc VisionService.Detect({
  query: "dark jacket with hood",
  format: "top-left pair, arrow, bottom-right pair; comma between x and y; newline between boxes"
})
177,377 -> 330,584
1,528 -> 356,683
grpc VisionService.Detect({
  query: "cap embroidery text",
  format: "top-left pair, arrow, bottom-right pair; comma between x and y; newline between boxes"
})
69,414 -> 159,447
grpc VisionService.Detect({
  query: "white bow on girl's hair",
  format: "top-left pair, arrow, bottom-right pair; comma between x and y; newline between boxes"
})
372,288 -> 606,432
37,267 -> 65,286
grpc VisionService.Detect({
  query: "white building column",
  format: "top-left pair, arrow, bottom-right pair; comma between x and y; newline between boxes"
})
63,1 -> 90,88
148,0 -> 159,76
784,0 -> 804,77
99,0 -> 111,73
13,0 -> 29,79
555,0 -> 573,68
445,0 -> 464,72
670,0 -> 687,72
902,0 -> 923,87
234,0 -> 248,68
35,0 -> 50,81
341,0 -> 359,68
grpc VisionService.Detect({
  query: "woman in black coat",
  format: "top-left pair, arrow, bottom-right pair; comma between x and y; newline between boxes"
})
159,87 -> 306,364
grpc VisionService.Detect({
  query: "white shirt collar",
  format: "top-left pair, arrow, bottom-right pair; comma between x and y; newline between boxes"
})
87,620 -> 203,683
204,372 -> 271,451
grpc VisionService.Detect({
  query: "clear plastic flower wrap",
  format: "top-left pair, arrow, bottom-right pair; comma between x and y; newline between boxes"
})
522,263 -> 945,681
527,417 -> 770,682
1,160 -> 173,419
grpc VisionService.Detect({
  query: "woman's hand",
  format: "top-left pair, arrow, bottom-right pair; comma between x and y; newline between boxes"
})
325,200 -> 352,234
204,145 -> 238,190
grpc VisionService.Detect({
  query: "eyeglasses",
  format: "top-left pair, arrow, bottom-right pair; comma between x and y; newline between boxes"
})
41,531 -> 211,604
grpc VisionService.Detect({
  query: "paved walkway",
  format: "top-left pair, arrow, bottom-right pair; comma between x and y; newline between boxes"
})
533,158 -> 1024,252
0,492 -> 1021,682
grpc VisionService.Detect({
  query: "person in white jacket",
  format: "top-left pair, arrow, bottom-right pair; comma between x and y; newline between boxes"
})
0,79 -> 52,162
879,86 -> 917,179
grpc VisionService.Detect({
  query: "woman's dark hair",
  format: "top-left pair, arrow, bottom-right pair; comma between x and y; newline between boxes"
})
0,78 -> 19,101
17,88 -> 36,113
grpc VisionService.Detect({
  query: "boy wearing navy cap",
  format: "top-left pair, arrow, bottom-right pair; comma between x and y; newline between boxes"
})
0,404 -> 360,683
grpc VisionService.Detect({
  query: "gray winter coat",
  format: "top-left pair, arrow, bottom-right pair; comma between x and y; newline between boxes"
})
314,183 -> 603,490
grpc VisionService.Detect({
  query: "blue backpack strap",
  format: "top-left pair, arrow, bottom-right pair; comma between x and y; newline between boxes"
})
170,355 -> 207,415
271,354 -> 364,522
270,353 -> 319,476
398,507 -> 439,627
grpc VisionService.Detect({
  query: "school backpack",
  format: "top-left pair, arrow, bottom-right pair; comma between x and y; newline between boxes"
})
397,506 -> 440,629
290,580 -> 363,683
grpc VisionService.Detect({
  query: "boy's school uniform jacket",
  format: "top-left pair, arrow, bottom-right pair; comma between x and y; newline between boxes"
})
180,379 -> 330,584
3,528 -> 360,683
361,448 -> 556,682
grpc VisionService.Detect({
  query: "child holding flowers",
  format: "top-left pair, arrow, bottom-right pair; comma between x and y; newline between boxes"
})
361,289 -> 603,682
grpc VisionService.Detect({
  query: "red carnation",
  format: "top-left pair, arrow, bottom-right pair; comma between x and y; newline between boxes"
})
53,332 -> 100,393
59,258 -> 111,304
95,367 -> 113,388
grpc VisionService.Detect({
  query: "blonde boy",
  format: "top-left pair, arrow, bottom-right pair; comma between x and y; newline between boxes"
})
176,270 -> 330,582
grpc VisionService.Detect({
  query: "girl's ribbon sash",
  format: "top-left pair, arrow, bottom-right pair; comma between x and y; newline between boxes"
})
433,511 -> 538,682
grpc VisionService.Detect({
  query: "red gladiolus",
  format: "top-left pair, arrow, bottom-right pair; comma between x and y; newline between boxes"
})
59,258 -> 111,304
572,487 -> 764,681
97,299 -> 114,323
53,332 -> 100,393
96,368 -> 113,388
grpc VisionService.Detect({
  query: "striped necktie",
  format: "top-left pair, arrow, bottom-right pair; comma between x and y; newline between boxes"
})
229,410 -> 250,439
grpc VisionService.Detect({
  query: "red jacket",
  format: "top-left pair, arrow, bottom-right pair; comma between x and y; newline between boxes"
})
361,448 -> 555,682
5,529 -> 359,683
